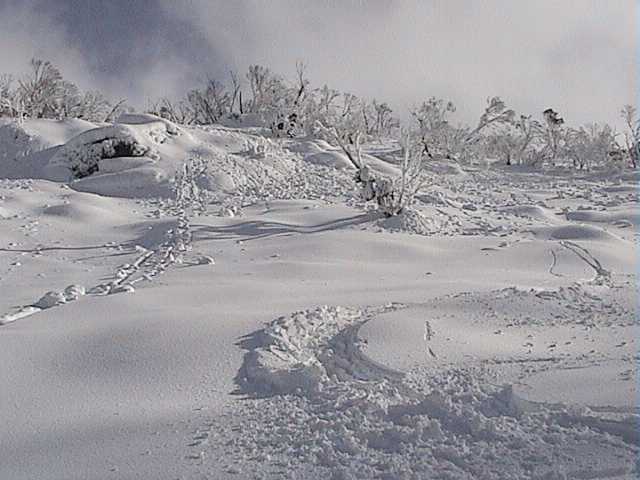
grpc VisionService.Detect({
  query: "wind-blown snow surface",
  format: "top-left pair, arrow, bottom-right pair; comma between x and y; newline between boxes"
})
0,118 -> 638,479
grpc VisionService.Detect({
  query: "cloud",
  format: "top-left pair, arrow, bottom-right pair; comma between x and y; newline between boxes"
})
159,0 -> 637,127
0,1 -> 96,89
0,0 -> 635,127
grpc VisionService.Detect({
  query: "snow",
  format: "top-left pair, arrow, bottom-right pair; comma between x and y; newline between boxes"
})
0,118 -> 638,479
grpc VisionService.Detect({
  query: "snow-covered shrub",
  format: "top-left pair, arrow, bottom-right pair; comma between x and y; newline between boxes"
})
47,116 -> 179,180
50,125 -> 152,178
243,136 -> 284,159
171,156 -> 212,217
317,122 -> 424,216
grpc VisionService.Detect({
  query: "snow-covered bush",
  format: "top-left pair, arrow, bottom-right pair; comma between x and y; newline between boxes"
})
171,156 -> 210,217
47,116 -> 179,179
317,122 -> 424,216
243,136 -> 285,159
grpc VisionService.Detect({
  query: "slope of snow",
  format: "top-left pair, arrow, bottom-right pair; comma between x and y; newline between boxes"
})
0,122 -> 638,479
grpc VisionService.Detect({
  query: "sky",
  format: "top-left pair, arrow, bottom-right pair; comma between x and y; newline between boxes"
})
0,0 -> 636,128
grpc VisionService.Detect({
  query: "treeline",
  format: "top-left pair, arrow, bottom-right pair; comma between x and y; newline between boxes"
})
1,58 -> 638,169
0,58 -> 126,122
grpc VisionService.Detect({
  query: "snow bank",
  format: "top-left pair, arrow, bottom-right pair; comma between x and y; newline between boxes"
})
44,119 -> 175,180
0,118 -> 98,178
566,208 -> 640,226
531,224 -> 622,241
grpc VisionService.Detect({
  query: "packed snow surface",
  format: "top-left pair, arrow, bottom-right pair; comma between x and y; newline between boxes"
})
0,118 -> 637,479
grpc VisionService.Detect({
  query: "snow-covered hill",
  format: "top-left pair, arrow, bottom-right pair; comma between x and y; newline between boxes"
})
0,117 -> 638,479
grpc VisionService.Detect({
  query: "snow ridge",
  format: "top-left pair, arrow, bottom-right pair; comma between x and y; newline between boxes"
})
207,304 -> 639,480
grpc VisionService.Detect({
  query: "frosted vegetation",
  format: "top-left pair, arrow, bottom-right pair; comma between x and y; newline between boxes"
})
0,58 -> 638,479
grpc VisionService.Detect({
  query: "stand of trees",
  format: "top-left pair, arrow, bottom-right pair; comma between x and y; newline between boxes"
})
0,59 -> 126,123
1,57 -> 637,171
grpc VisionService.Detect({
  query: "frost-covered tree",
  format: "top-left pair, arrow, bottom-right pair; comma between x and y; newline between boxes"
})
411,97 -> 457,160
18,59 -> 65,118
1,58 -> 122,122
187,79 -> 231,124
487,114 -> 541,166
270,62 -> 310,137
466,97 -> 515,142
620,105 -> 639,168
229,70 -> 242,114
0,74 -> 18,118
150,98 -> 196,125
539,108 -> 566,165
565,124 -> 616,170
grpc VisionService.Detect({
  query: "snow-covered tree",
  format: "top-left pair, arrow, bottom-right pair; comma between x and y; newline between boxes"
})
410,97 -> 457,160
620,105 -> 639,168
565,123 -> 616,170
18,59 -> 65,118
487,114 -> 541,166
0,74 -> 18,118
539,108 -> 566,165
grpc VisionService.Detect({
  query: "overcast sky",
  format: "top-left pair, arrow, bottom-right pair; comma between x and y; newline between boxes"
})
0,0 -> 636,128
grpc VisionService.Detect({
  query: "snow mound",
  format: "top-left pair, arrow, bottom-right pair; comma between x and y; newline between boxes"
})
304,151 -> 355,170
71,166 -> 171,198
45,122 -> 165,180
115,113 -> 180,135
378,208 -> 441,235
499,205 -> 558,222
566,208 -> 640,226
0,118 -> 98,178
241,306 -> 366,395
42,200 -> 127,223
531,224 -> 622,241
424,159 -> 467,176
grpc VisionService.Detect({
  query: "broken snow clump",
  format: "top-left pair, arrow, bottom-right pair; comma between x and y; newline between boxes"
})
44,114 -> 181,180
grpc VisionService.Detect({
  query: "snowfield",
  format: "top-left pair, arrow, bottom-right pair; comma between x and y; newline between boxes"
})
0,117 -> 638,479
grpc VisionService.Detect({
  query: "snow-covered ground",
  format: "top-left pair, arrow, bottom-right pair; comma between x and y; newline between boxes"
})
0,117 -> 637,479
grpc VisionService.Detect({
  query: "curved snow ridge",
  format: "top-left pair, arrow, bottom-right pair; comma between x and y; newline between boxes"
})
44,113 -> 184,182
240,304 -> 405,396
